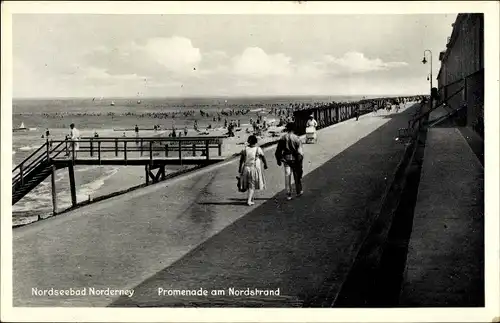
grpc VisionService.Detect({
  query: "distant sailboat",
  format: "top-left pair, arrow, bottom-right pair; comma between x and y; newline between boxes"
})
110,101 -> 115,106
13,122 -> 28,132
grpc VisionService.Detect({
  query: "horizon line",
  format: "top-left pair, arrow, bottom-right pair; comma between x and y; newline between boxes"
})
12,93 -> 425,100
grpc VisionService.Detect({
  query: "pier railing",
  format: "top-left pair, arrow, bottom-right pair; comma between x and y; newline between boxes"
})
48,136 -> 227,164
12,136 -> 228,206
12,136 -> 226,184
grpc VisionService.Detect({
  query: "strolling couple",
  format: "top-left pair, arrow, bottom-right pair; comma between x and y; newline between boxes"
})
237,122 -> 304,205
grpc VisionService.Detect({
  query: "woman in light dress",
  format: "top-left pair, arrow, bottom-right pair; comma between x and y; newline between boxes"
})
238,135 -> 268,206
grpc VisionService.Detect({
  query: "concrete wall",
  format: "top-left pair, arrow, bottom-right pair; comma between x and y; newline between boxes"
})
437,13 -> 484,136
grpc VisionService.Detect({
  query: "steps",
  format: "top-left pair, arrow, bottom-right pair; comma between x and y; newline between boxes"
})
12,162 -> 53,205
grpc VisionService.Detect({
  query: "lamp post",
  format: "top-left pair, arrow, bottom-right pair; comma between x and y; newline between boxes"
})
422,50 -> 433,96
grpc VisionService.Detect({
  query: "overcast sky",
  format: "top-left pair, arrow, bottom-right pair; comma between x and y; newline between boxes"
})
12,13 -> 457,98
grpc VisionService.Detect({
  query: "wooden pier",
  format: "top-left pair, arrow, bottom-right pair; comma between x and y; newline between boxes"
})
12,136 -> 227,211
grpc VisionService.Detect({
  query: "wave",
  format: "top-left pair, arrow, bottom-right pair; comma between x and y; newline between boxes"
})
13,166 -> 119,214
73,167 -> 119,202
12,200 -> 51,214
18,145 -> 40,151
75,166 -> 98,173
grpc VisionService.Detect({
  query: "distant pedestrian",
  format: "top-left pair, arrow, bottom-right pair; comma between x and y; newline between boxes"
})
134,125 -> 140,145
306,114 -> 318,129
355,108 -> 360,121
238,135 -> 268,206
275,122 -> 304,200
184,126 -> 188,136
69,123 -> 80,154
228,122 -> 235,137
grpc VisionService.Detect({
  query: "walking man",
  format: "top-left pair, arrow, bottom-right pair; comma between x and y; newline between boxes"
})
275,122 -> 304,200
69,123 -> 80,157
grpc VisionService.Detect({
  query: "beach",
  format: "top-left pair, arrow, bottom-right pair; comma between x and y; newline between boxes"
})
12,97 -> 306,225
12,95 -> 414,226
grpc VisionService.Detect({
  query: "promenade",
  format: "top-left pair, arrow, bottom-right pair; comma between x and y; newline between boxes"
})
399,126 -> 484,306
13,103 -> 416,307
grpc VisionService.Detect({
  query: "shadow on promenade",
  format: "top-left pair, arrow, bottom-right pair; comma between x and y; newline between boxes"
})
110,106 -> 417,307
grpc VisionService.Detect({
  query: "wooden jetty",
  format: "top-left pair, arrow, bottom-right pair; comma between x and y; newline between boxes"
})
12,136 -> 227,212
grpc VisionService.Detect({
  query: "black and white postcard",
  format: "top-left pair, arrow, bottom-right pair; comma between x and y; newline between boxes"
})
1,1 -> 499,322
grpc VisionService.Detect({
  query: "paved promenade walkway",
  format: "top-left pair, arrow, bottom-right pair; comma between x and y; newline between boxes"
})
399,127 -> 484,306
13,104 -> 416,307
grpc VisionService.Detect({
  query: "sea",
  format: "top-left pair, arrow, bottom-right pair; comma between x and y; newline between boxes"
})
11,95 -> 365,222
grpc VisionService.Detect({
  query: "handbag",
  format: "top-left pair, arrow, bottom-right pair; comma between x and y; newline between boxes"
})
236,175 -> 246,192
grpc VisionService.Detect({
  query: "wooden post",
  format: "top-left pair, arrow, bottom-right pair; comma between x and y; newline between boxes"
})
149,141 -> 153,161
72,141 -> 76,162
178,140 -> 182,163
145,164 -> 150,185
218,142 -> 222,156
68,163 -> 77,207
98,141 -> 101,165
51,164 -> 57,215
90,139 -> 94,157
161,165 -> 166,181
20,163 -> 24,185
115,138 -> 118,157
165,144 -> 169,157
124,141 -> 128,164
205,140 -> 210,160
140,139 -> 144,156
192,143 -> 196,157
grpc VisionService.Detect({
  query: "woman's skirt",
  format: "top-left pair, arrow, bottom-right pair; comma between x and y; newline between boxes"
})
240,165 -> 266,190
